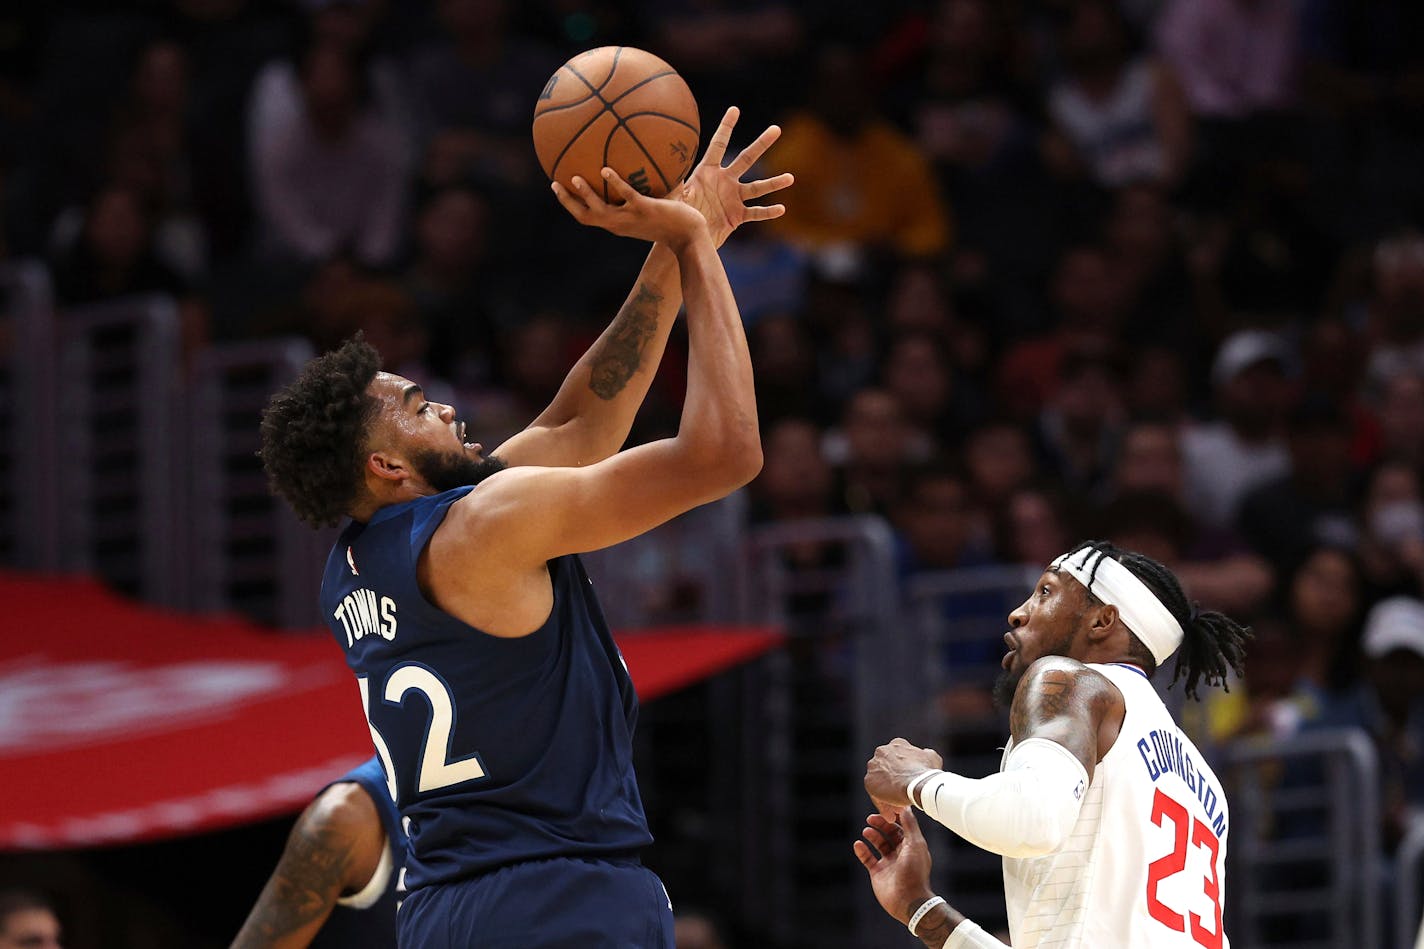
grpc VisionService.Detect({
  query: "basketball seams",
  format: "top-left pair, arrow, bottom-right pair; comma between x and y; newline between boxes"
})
610,126 -> 673,198
618,111 -> 699,134
622,111 -> 700,184
543,49 -> 631,183
599,76 -> 696,199
536,47 -> 699,200
606,71 -> 680,109
533,49 -> 622,119
554,66 -> 681,120
533,84 -> 603,117
546,109 -> 610,185
566,46 -> 624,96
543,111 -> 612,188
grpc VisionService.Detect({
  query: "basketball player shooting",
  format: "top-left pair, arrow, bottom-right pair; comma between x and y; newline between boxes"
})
257,107 -> 788,948
858,541 -> 1251,948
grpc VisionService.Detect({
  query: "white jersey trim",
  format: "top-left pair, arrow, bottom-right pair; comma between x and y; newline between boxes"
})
336,832 -> 393,909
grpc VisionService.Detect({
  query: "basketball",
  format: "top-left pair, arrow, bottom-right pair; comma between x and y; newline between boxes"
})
533,46 -> 700,202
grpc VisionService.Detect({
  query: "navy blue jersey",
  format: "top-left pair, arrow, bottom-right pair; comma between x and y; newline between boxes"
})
320,487 -> 652,893
310,756 -> 405,949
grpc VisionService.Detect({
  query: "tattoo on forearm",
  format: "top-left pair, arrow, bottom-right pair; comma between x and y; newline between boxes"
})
916,909 -> 955,948
588,284 -> 662,400
232,823 -> 353,946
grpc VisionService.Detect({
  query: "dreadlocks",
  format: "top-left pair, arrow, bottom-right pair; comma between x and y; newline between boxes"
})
1067,539 -> 1252,700
258,335 -> 381,528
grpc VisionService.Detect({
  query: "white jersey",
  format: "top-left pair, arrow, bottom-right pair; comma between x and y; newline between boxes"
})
1001,663 -> 1230,949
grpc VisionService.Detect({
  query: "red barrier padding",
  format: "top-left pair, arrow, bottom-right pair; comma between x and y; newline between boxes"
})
0,572 -> 782,850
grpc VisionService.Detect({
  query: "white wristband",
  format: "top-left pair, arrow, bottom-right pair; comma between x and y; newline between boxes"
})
945,918 -> 1010,948
906,769 -> 939,807
908,896 -> 946,937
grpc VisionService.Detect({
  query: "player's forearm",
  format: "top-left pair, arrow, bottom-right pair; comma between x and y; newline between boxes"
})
896,896 -> 1010,949
231,884 -> 334,949
673,232 -> 760,481
231,809 -> 353,949
531,244 -> 684,461
909,739 -> 1088,858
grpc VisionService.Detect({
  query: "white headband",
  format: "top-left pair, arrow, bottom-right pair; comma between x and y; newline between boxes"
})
1051,547 -> 1184,665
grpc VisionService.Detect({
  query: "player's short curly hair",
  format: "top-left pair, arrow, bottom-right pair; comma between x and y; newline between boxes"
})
259,336 -> 382,528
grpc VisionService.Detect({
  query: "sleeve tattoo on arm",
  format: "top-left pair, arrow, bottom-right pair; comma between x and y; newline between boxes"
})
1010,666 -> 1075,739
233,821 -> 355,947
588,283 -> 663,400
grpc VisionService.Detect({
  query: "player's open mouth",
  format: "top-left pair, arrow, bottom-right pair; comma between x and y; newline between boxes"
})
1002,650 -> 1015,670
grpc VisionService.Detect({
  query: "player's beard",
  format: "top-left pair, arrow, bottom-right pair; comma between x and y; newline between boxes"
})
410,445 -> 507,493
991,626 -> 1078,709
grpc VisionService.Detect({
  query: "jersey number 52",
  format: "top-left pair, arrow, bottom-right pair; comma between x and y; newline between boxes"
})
358,665 -> 488,803
1146,787 -> 1224,949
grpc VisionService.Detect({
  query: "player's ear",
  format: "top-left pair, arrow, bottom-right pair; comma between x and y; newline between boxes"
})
366,450 -> 407,483
1088,602 -> 1119,641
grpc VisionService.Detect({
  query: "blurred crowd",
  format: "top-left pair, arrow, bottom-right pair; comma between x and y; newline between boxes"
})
3,0 -> 1424,905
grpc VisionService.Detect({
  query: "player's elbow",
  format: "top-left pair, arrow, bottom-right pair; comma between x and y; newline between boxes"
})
1001,792 -> 1079,858
301,782 -> 378,845
683,424 -> 762,490
716,434 -> 762,491
728,435 -> 763,486
999,823 -> 1069,859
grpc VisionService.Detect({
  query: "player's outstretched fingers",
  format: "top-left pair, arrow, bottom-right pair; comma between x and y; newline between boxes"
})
729,124 -> 782,177
853,837 -> 880,869
742,173 -> 794,202
741,203 -> 786,222
697,106 -> 740,169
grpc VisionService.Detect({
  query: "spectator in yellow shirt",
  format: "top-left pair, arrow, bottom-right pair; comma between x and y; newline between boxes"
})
767,44 -> 951,261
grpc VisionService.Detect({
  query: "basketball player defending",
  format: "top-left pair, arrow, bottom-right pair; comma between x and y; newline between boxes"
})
258,108 -> 788,948
233,757 -> 404,949
859,541 -> 1251,948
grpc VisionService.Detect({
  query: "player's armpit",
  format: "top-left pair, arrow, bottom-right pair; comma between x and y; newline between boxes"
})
231,784 -> 384,949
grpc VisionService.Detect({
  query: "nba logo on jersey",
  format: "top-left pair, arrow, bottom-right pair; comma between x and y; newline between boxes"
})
347,546 -> 360,575
1073,779 -> 1085,801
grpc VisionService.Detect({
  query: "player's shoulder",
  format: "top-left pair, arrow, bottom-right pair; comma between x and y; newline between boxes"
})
1021,654 -> 1099,683
1017,656 -> 1123,707
441,464 -> 584,534
301,779 -> 383,843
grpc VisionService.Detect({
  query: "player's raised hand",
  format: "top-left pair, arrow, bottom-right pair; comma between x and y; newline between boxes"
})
854,809 -> 938,928
678,106 -> 793,247
551,169 -> 709,249
865,738 -> 943,816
